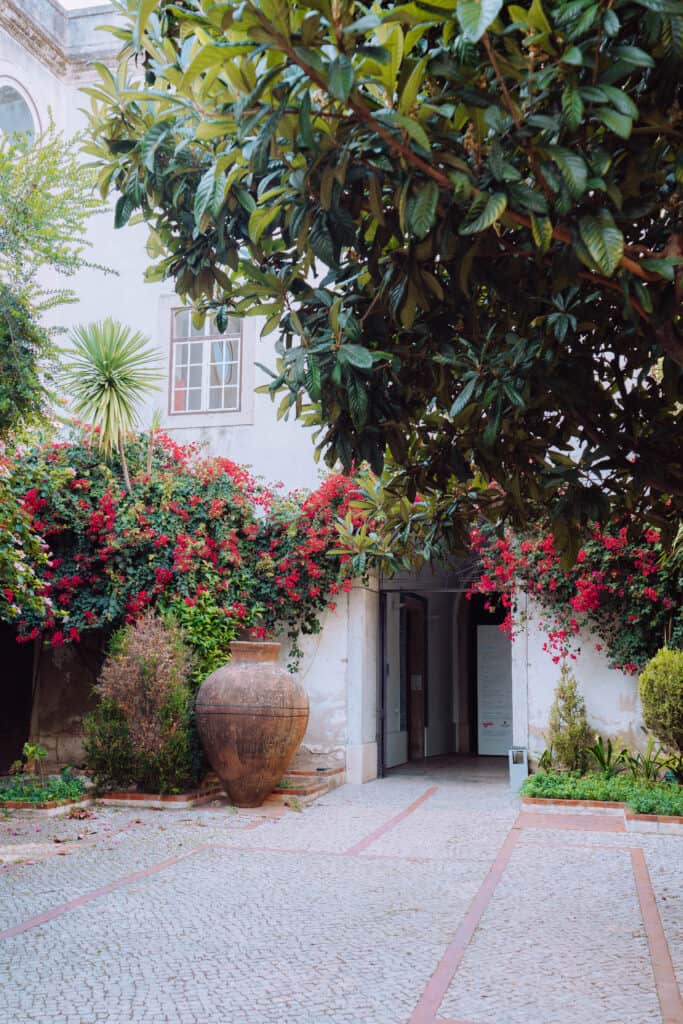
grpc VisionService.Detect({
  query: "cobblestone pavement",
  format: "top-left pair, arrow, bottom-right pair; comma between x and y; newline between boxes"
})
0,758 -> 681,1024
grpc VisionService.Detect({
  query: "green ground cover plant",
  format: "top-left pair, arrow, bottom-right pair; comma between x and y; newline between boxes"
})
522,771 -> 683,817
0,767 -> 85,805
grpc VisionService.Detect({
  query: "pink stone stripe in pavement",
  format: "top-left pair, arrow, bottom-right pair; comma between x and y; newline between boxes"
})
408,824 -> 521,1024
631,847 -> 683,1024
344,785 -> 439,855
0,787 -> 438,941
410,813 -> 683,1024
0,846 -> 212,942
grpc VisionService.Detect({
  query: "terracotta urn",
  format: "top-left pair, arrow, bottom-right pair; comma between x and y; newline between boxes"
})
195,641 -> 309,807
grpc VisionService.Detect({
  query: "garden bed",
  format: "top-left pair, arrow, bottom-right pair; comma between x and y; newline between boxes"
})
0,769 -> 89,813
95,785 -> 223,810
521,772 -> 683,833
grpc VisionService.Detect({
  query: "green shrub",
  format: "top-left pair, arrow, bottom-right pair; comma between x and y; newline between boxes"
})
0,767 -> 86,805
522,770 -> 683,816
84,612 -> 201,794
546,664 -> 593,772
639,647 -> 683,754
83,697 -> 135,792
166,587 -> 238,687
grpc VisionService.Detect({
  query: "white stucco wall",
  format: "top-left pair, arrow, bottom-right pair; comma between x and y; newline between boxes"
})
279,602 -> 350,767
277,581 -> 381,783
513,599 -> 647,761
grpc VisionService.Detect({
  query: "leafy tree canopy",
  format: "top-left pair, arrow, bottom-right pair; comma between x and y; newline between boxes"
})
85,0 -> 683,550
0,123 -> 108,310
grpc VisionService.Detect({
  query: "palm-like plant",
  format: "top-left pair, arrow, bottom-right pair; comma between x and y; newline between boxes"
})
60,319 -> 162,492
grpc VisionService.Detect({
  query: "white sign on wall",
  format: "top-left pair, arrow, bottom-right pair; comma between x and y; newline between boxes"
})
477,625 -> 513,756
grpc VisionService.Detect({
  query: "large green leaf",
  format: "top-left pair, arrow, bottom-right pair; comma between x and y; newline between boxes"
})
327,55 -> 355,101
194,165 -> 217,225
546,147 -> 588,198
450,377 -> 477,416
339,344 -> 373,369
612,45 -> 655,67
407,181 -> 439,238
596,107 -> 633,139
578,212 -> 624,275
530,213 -> 553,253
632,0 -> 683,14
140,121 -> 172,171
457,0 -> 503,40
248,206 -> 280,244
599,85 -> 638,118
562,84 -> 584,131
459,192 -> 508,235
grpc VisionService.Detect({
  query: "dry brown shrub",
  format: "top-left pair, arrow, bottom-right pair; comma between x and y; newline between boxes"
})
97,611 -> 194,756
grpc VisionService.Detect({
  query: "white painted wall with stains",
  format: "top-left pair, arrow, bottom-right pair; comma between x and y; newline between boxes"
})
512,597 -> 647,762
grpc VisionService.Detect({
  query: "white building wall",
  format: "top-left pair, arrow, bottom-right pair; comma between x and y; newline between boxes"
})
514,599 -> 647,761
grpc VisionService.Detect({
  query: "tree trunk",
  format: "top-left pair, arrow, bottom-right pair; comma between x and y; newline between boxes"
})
118,435 -> 132,493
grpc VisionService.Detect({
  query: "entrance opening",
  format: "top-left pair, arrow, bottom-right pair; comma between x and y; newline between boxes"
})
378,567 -> 512,774
0,625 -> 34,771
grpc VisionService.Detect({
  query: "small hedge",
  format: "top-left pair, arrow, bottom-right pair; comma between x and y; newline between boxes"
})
0,768 -> 86,805
522,771 -> 683,817
639,647 -> 683,754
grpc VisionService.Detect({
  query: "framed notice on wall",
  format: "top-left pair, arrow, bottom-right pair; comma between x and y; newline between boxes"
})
477,625 -> 513,756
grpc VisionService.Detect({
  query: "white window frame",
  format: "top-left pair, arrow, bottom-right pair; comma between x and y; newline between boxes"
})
159,294 -> 256,428
169,308 -> 243,416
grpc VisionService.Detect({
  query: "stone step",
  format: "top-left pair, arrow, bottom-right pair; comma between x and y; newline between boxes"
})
269,765 -> 346,808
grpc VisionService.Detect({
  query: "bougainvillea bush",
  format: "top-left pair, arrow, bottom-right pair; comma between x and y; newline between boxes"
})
469,521 -> 683,674
5,427 -> 359,666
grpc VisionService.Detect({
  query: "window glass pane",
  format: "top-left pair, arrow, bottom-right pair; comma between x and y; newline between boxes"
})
173,310 -> 189,338
210,340 -> 226,364
209,387 -> 223,410
188,389 -> 202,411
226,317 -> 241,336
189,364 -> 202,388
190,318 -> 205,337
172,377 -> 187,411
0,86 -> 34,141
223,386 -> 239,410
190,343 -> 204,364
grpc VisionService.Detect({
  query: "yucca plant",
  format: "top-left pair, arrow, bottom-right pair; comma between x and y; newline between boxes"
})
588,736 -> 628,779
60,319 -> 162,492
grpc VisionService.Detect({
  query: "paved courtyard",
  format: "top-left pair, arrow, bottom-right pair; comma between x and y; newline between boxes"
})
1,758 -> 682,1024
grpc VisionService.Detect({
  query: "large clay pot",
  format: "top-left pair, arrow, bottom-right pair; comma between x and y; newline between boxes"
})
195,641 -> 309,807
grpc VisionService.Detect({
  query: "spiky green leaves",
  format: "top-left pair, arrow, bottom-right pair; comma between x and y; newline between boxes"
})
60,320 -> 162,457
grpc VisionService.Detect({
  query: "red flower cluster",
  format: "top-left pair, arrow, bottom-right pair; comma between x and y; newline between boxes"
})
469,521 -> 682,673
6,430 -> 362,666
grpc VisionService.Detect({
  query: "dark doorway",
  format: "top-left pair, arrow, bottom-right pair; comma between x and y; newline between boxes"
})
403,594 -> 428,761
0,626 -> 35,771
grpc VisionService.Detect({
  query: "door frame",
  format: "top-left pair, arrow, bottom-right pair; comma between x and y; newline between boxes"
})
378,590 -> 429,774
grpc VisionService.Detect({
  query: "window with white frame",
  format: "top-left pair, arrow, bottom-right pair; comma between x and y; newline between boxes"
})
170,309 -> 242,414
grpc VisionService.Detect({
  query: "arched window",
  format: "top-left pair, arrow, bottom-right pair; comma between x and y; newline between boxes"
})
0,84 -> 36,141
